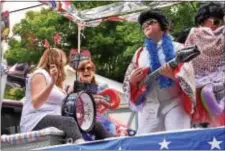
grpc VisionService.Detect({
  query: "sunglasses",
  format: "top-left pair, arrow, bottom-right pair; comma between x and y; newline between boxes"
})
208,18 -> 223,26
78,66 -> 93,72
142,19 -> 158,30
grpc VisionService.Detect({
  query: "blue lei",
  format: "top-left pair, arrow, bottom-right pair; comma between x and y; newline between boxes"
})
144,33 -> 175,88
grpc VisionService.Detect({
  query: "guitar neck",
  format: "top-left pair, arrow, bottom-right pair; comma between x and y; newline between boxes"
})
139,59 -> 177,87
139,69 -> 161,87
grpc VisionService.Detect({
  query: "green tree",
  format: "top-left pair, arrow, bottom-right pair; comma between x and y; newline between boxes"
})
161,2 -> 200,34
82,21 -> 143,81
5,8 -> 63,65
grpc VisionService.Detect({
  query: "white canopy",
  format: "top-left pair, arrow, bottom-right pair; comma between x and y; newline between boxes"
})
38,1 -> 182,27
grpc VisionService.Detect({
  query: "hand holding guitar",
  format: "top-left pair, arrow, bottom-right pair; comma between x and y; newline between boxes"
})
130,68 -> 145,85
160,63 -> 176,81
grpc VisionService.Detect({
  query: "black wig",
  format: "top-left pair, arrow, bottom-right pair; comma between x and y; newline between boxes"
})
195,2 -> 224,26
138,9 -> 169,31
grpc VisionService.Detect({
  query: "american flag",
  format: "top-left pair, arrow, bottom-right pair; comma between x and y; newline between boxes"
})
36,127 -> 225,150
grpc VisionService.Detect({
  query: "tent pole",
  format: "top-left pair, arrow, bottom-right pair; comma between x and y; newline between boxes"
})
78,24 -> 81,54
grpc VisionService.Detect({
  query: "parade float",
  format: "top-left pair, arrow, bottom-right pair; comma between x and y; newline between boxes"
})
1,1 -> 224,150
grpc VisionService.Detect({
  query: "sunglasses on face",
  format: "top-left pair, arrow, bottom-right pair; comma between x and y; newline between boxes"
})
208,18 -> 223,26
142,19 -> 158,30
78,66 -> 93,72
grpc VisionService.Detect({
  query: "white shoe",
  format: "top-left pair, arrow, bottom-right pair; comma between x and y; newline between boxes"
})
74,138 -> 86,144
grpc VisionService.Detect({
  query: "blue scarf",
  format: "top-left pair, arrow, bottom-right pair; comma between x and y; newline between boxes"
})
144,34 -> 175,88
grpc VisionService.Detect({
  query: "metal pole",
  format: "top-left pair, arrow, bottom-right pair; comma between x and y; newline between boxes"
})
9,4 -> 44,14
78,24 -> 81,54
0,0 -> 3,118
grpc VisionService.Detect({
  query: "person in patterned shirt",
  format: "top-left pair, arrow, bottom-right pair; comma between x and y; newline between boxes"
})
185,2 -> 225,127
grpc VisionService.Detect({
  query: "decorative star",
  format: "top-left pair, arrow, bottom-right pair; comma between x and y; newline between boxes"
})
118,146 -> 122,150
79,147 -> 82,150
159,138 -> 171,150
208,137 -> 223,150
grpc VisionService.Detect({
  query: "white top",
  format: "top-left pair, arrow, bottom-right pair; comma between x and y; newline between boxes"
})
20,68 -> 66,132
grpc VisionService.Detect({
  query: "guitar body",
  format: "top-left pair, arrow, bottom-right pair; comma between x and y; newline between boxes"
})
130,67 -> 150,105
98,88 -> 121,113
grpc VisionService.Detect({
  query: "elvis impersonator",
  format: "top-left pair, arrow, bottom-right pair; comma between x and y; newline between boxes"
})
123,9 -> 197,135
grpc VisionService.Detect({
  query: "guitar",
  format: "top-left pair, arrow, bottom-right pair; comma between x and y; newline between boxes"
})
130,45 -> 200,105
97,88 -> 121,113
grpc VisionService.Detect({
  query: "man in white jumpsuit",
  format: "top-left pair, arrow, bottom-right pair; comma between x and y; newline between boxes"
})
123,10 -> 196,135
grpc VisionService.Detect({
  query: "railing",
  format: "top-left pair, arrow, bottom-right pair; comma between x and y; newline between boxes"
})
105,106 -> 138,131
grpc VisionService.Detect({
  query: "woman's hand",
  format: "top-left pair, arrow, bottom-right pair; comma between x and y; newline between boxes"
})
49,64 -> 58,84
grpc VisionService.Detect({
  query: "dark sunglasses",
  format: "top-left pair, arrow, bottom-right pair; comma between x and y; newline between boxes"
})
208,18 -> 223,26
78,66 -> 93,72
142,19 -> 158,30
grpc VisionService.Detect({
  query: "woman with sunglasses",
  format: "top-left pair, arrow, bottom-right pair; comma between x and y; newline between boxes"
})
185,2 -> 225,127
75,58 -> 135,140
77,59 -> 112,112
123,9 -> 196,135
64,53 -> 115,141
20,48 -> 86,144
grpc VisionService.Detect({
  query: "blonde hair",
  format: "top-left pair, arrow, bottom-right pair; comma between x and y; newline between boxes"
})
37,48 -> 67,88
78,59 -> 96,84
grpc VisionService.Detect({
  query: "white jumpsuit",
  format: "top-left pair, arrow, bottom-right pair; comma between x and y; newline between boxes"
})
123,40 -> 192,135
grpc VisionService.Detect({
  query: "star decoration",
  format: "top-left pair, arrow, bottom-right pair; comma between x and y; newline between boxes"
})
159,138 -> 171,150
208,137 -> 223,150
118,146 -> 122,150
